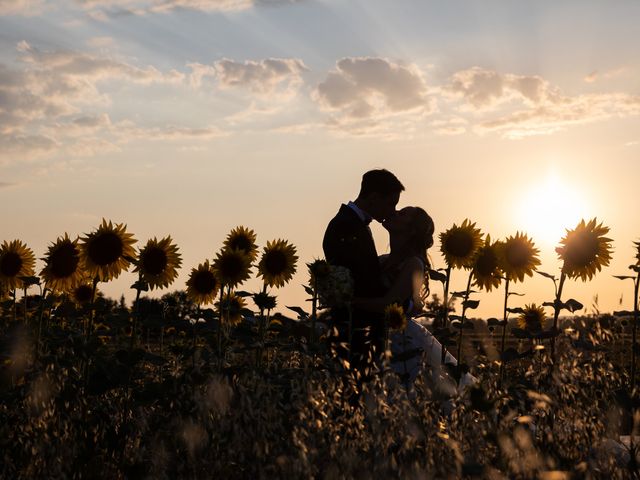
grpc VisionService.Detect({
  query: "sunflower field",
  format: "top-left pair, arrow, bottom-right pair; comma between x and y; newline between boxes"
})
1,219 -> 640,478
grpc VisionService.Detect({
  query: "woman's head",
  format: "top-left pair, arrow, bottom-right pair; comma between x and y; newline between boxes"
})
385,206 -> 434,260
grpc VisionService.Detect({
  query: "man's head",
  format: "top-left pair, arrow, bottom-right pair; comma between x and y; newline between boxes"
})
355,169 -> 404,222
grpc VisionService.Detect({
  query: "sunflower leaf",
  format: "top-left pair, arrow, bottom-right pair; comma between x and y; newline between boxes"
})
303,285 -> 314,296
234,290 -> 253,297
131,280 -> 149,292
563,298 -> 584,313
463,300 -> 480,309
487,318 -> 506,327
614,275 -> 636,280
508,292 -> 526,297
537,271 -> 557,281
507,307 -> 525,314
629,265 -> 640,273
18,275 -> 40,287
428,269 -> 447,283
286,306 -> 309,320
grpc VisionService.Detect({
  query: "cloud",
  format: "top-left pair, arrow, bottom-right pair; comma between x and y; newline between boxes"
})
0,181 -> 18,188
444,67 -> 640,139
0,43 -> 231,162
82,0 -> 301,20
446,67 -> 560,110
475,92 -> 640,139
189,58 -> 307,98
0,132 -> 57,163
313,57 -> 433,136
0,0 -> 47,16
0,0 -> 301,17
583,67 -> 627,84
429,117 -> 467,136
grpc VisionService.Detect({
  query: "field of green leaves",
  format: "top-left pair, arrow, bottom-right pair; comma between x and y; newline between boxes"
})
1,219 -> 639,478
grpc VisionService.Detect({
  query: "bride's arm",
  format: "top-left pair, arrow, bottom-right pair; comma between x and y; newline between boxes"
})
352,257 -> 424,313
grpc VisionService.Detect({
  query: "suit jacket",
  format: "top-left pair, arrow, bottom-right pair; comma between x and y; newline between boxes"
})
322,204 -> 386,330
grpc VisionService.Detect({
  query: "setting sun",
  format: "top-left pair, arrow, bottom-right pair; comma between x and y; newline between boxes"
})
516,172 -> 589,247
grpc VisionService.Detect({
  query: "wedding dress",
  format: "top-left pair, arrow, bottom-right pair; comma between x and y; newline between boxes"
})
383,255 -> 476,394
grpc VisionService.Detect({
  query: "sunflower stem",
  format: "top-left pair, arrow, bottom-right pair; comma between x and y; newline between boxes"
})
87,277 -> 99,340
441,266 -> 452,365
457,271 -> 473,375
217,286 -> 225,371
36,287 -> 48,359
550,272 -> 567,362
12,289 -> 17,323
257,283 -> 267,368
131,280 -> 142,351
631,273 -> 640,391
23,286 -> 28,323
498,277 -> 510,385
310,277 -> 318,349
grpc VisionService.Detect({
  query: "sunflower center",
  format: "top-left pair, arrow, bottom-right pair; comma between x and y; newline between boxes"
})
505,241 -> 531,268
142,247 -> 168,275
564,232 -> 599,267
88,232 -> 123,266
444,231 -> 473,258
475,249 -> 498,276
194,270 -> 217,294
229,237 -> 252,254
524,312 -> 543,332
264,251 -> 288,275
220,254 -> 246,279
51,243 -> 79,278
0,252 -> 22,277
74,285 -> 94,303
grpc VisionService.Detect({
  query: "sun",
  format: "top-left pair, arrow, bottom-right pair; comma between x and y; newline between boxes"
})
515,172 -> 589,247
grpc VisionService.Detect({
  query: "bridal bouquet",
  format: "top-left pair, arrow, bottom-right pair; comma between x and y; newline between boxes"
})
316,265 -> 354,308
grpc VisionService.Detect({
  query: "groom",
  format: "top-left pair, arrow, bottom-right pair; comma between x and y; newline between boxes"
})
323,169 -> 404,373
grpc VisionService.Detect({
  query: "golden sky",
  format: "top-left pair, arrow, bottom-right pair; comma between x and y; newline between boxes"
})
1,0 -> 639,318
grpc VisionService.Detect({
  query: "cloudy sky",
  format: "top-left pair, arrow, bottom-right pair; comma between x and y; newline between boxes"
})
1,0 -> 639,318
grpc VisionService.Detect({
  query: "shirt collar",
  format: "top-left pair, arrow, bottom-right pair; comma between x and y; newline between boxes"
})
347,201 -> 373,225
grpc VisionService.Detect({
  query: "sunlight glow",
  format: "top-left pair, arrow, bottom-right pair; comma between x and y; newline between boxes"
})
516,173 -> 589,247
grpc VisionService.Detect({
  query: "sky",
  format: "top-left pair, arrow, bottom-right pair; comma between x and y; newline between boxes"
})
1,0 -> 639,319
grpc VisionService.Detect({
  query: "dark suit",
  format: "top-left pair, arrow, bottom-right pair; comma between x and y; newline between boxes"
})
323,204 -> 386,370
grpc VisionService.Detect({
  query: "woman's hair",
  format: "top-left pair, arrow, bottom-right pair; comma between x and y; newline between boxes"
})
405,206 -> 434,299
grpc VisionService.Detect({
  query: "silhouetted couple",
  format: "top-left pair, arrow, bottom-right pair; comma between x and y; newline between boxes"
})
323,169 -> 458,389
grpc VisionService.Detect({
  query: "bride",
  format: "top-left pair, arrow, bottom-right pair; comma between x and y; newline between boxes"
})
353,206 -> 471,393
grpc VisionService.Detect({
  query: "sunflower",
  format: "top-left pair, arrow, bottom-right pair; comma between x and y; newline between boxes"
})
212,248 -> 252,288
257,239 -> 298,288
219,292 -> 246,326
634,240 -> 640,265
385,303 -> 407,331
439,219 -> 483,269
471,235 -> 503,292
80,219 -> 137,282
517,304 -> 546,333
556,218 -> 613,282
134,236 -> 182,290
186,261 -> 220,305
71,282 -> 96,306
253,291 -> 277,311
223,226 -> 258,262
307,258 -> 331,285
0,240 -> 36,291
40,234 -> 83,293
500,232 -> 540,283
